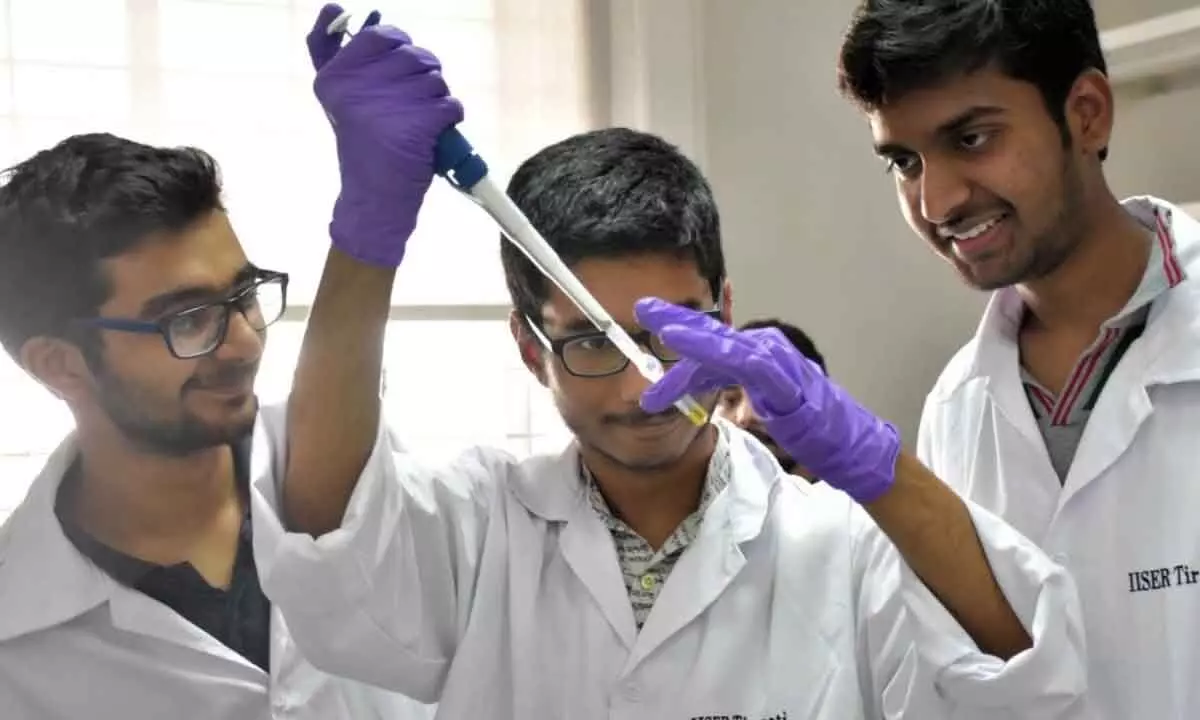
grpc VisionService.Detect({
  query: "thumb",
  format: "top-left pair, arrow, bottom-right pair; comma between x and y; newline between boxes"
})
360,10 -> 382,29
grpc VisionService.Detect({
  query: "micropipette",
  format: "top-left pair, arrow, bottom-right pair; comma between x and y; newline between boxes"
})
326,12 -> 710,427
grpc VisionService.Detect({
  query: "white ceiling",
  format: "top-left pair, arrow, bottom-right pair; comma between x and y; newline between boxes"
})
1093,0 -> 1197,29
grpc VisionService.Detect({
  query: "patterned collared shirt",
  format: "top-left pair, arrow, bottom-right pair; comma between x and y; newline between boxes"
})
1020,206 -> 1184,480
582,425 -> 733,629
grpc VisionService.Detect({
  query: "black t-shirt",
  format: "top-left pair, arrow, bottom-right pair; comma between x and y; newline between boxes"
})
54,440 -> 271,672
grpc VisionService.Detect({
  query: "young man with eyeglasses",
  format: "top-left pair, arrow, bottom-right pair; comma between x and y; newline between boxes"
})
246,6 -> 1089,718
0,133 -> 433,718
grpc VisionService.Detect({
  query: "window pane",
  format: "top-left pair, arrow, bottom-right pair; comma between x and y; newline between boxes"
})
10,0 -> 127,65
12,118 -> 135,163
293,0 -> 495,21
12,64 -> 130,120
149,121 -> 339,299
158,117 -> 514,308
0,0 -> 10,60
0,62 -> 10,116
0,454 -> 49,521
399,18 -> 497,95
0,118 -> 16,168
0,354 -> 74,456
159,0 -> 292,73
159,71 -> 310,129
391,183 -> 511,306
255,319 -> 566,455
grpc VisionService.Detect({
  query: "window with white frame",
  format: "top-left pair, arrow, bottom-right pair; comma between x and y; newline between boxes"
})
0,0 -> 593,519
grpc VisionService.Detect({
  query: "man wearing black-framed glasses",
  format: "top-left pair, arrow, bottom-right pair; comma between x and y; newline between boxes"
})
0,132 -> 433,719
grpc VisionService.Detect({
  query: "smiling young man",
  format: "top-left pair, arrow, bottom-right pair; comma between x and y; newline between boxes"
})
247,6 -> 1089,718
839,0 -> 1200,716
0,133 -> 433,719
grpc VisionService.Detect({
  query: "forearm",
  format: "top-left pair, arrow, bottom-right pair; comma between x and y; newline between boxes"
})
863,452 -> 1031,660
284,248 -> 396,536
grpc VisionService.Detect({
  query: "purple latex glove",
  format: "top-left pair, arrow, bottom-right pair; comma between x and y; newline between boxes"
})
311,12 -> 464,267
305,4 -> 381,71
635,298 -> 900,504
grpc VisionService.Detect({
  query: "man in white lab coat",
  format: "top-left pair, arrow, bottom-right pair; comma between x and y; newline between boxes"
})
249,6 -> 1089,718
838,0 -> 1200,716
0,133 -> 434,719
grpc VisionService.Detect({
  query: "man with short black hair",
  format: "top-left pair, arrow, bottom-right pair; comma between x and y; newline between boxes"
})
839,1 -> 1200,715
0,132 -> 433,719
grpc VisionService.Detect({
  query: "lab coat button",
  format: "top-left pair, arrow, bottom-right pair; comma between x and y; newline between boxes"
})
622,680 -> 642,701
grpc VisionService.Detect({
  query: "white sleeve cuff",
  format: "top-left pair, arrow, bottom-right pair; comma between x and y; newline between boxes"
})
904,503 -> 1088,713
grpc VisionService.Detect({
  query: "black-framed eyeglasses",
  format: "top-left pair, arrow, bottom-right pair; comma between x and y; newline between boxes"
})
77,270 -> 289,359
526,308 -> 723,378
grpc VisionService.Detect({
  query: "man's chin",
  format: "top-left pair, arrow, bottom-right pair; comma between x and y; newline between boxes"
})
593,425 -> 710,473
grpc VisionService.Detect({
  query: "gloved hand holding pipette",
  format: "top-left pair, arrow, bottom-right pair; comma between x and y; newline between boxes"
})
314,3 -> 710,425
310,5 -> 462,267
637,299 -> 901,504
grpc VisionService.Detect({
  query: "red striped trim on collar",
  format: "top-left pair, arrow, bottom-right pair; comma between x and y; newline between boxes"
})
1043,207 -> 1182,426
1051,327 -> 1119,426
1154,208 -> 1184,287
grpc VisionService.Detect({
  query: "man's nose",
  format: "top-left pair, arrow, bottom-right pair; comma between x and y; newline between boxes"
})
616,359 -> 652,406
919,158 -> 971,225
212,308 -> 264,362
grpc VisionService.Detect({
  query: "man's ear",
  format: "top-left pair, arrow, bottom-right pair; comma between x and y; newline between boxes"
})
508,311 -> 548,386
719,278 -> 734,325
18,336 -> 95,404
1065,68 -> 1114,160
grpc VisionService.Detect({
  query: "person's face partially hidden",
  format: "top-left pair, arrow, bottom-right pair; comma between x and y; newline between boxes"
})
515,253 -> 730,474
715,385 -> 814,481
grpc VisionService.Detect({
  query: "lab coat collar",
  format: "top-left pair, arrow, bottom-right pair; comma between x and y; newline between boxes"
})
507,419 -> 779,653
506,419 -> 776,540
933,195 -> 1200,399
0,434 -> 115,643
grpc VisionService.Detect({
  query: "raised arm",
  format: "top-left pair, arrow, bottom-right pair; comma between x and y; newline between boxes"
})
249,7 -> 501,701
283,7 -> 463,536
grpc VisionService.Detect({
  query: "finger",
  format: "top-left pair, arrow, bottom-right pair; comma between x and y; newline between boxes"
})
755,328 -> 824,387
359,10 -> 382,30
639,358 -> 728,413
328,24 -> 413,68
306,3 -> 348,70
659,325 -> 798,401
657,324 -> 759,373
634,296 -> 729,336
404,45 -> 444,73
310,3 -> 346,36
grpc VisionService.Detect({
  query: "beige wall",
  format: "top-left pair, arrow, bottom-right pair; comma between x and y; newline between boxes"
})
1108,84 -> 1200,202
603,0 -> 986,444
1094,0 -> 1200,203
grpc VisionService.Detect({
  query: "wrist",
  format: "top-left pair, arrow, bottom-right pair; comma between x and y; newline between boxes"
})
811,417 -> 901,505
329,199 -> 419,268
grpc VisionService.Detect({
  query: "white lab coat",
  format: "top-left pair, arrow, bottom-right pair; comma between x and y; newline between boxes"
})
915,196 -> 1200,719
0,435 -> 436,720
251,406 -> 1089,719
